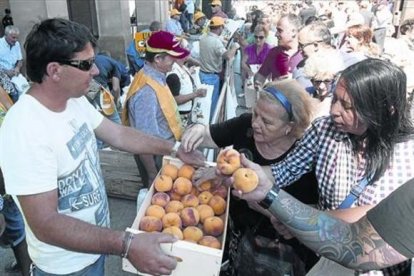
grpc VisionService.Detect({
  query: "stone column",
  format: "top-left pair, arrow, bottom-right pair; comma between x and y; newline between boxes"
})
95,0 -> 130,63
134,0 -> 170,31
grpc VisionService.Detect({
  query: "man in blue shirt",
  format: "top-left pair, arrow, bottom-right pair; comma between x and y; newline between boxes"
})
165,9 -> 184,36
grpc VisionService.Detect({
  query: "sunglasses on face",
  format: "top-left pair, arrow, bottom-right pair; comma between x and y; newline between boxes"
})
298,40 -> 323,50
254,35 -> 265,40
59,57 -> 95,71
211,5 -> 218,7
311,78 -> 333,86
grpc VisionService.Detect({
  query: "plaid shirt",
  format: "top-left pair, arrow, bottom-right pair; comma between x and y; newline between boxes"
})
271,116 -> 414,275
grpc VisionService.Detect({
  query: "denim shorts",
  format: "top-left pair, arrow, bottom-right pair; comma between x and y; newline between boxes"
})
31,255 -> 105,276
0,196 -> 25,247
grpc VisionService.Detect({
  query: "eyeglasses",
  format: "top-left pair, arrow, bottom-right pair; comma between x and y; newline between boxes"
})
254,35 -> 265,40
298,40 -> 323,50
59,57 -> 96,71
311,78 -> 334,86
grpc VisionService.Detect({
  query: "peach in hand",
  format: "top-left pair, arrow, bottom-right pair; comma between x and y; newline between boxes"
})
232,168 -> 259,193
216,149 -> 241,175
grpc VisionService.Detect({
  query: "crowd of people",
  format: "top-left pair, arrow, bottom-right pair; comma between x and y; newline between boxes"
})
1,0 -> 414,276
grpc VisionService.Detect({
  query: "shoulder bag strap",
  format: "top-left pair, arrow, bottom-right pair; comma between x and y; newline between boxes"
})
338,177 -> 370,209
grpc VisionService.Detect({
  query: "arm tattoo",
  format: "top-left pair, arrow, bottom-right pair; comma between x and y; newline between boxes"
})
268,190 -> 406,271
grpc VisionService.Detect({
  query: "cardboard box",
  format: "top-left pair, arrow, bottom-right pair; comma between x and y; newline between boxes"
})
122,156 -> 230,276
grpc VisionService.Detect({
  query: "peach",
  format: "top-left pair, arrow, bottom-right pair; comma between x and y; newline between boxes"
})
173,177 -> 193,195
232,168 -> 259,193
161,164 -> 179,180
162,212 -> 182,229
183,226 -> 203,243
165,200 -> 184,213
211,185 -> 228,199
208,195 -> 227,215
180,207 -> 200,227
145,204 -> 165,219
181,194 -> 199,207
198,236 -> 221,249
151,192 -> 170,207
139,216 -> 162,232
190,186 -> 199,197
196,204 -> 215,223
198,191 -> 213,205
177,164 -> 195,180
154,175 -> 173,192
198,180 -> 212,191
168,191 -> 182,201
203,216 -> 224,237
216,149 -> 241,175
162,226 -> 184,240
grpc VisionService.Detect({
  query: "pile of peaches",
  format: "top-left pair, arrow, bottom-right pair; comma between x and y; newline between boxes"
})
139,149 -> 259,249
139,163 -> 228,249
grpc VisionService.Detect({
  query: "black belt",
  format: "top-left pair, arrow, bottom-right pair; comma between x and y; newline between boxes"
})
200,70 -> 219,75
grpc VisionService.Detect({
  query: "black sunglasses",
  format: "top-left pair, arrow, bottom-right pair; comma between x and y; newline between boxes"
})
211,4 -> 218,7
59,58 -> 95,71
311,78 -> 334,85
298,40 -> 323,50
254,35 -> 265,40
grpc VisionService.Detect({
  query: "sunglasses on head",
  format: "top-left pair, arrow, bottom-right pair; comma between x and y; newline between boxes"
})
59,57 -> 95,71
254,35 -> 265,40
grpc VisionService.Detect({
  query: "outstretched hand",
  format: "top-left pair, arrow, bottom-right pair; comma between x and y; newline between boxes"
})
176,145 -> 206,167
232,154 -> 273,202
181,124 -> 205,152
128,232 -> 178,275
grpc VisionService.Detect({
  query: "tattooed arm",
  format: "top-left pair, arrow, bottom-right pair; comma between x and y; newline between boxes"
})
234,154 -> 409,271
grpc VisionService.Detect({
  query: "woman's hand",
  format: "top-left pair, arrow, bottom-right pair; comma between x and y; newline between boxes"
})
232,154 -> 273,202
181,124 -> 205,152
195,88 -> 207,98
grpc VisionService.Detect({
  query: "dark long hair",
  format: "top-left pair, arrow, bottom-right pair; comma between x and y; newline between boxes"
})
340,58 -> 414,182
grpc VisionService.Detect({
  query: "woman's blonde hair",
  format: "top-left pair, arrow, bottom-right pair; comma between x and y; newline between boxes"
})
259,79 -> 313,138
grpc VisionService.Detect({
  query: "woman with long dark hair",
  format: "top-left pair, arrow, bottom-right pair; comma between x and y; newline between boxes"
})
268,58 -> 414,275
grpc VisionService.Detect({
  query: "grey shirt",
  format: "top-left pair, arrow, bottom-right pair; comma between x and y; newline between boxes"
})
199,32 -> 226,73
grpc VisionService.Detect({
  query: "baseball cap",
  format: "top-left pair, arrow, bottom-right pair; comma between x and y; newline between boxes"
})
210,16 -> 225,27
170,9 -> 181,17
194,11 -> 206,22
146,31 -> 190,59
211,0 -> 222,6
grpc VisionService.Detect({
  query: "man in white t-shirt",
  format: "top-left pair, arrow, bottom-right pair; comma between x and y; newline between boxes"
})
0,18 -> 204,276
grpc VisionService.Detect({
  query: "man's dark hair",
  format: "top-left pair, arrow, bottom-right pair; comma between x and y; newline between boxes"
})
24,18 -> 96,83
144,51 -> 167,63
339,59 -> 414,182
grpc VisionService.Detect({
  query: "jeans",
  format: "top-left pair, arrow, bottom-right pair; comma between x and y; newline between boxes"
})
199,71 -> 220,122
0,196 -> 25,247
31,255 -> 105,276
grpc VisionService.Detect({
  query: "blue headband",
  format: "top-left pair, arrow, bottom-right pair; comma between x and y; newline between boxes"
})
264,87 -> 293,121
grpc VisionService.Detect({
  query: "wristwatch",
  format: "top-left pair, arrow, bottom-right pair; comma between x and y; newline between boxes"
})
170,141 -> 181,158
258,185 -> 280,209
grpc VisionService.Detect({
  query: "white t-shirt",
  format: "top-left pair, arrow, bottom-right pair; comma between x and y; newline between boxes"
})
0,94 -> 108,274
168,63 -> 194,112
